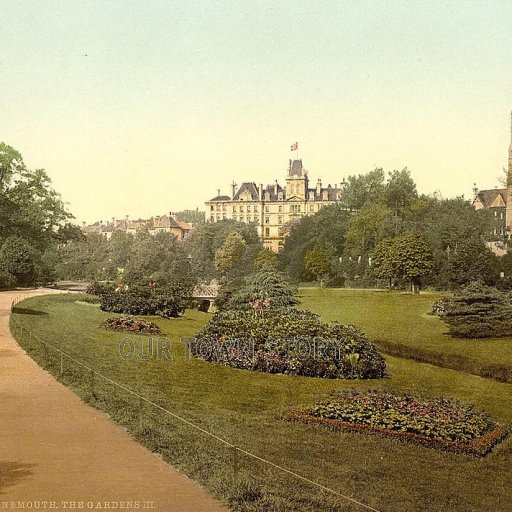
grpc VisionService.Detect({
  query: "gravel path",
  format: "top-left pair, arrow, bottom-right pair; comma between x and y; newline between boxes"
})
0,289 -> 229,511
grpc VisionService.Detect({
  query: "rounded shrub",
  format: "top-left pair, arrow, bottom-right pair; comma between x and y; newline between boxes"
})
190,308 -> 386,379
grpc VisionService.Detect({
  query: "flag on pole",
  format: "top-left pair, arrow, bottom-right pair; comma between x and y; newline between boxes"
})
290,142 -> 298,151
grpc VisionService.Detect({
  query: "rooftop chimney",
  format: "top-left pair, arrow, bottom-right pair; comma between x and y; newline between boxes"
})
316,178 -> 322,195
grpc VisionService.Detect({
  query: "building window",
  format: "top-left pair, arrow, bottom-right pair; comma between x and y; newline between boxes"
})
278,216 -> 283,224
265,206 -> 269,213
210,205 -> 214,211
254,216 -> 259,222
278,205 -> 283,212
240,206 -> 244,212
216,204 -> 220,211
232,206 -> 236,213
265,227 -> 270,237
265,216 -> 270,224
210,215 -> 214,222
254,205 -> 258,212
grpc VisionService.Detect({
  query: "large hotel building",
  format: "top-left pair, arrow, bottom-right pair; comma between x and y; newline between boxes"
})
205,159 -> 347,252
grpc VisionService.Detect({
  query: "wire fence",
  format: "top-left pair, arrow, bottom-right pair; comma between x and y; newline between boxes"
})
9,294 -> 383,512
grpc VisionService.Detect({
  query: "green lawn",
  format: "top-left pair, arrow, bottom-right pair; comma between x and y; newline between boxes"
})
299,288 -> 512,382
10,293 -> 512,512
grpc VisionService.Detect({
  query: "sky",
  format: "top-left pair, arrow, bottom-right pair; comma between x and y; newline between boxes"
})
1,0 -> 512,224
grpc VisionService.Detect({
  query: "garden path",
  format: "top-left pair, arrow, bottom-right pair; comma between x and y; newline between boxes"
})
0,289 -> 228,511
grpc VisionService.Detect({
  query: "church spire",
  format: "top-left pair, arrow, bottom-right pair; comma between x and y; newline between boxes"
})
508,111 -> 512,187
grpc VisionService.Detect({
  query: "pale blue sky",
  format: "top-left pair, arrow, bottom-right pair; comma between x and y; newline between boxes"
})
1,1 -> 512,222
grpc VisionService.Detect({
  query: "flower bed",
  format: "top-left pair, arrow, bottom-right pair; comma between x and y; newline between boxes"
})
189,308 -> 386,379
289,389 -> 508,456
101,316 -> 162,335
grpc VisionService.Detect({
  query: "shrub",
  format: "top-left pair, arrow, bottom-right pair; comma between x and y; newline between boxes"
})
86,281 -> 115,296
289,389 -> 508,456
221,267 -> 298,311
0,269 -> 16,290
189,308 -> 386,379
99,284 -> 188,318
439,282 -> 512,338
101,316 -> 162,335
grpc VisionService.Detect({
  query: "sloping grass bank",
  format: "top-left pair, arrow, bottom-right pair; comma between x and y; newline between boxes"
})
9,293 -> 512,512
299,288 -> 512,382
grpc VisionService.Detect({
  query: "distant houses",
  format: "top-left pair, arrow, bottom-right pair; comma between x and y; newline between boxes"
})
472,112 -> 512,256
82,212 -> 192,241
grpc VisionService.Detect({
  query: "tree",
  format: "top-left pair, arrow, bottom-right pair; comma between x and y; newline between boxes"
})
253,248 -> 278,271
214,232 -> 247,276
280,204 -> 351,281
0,142 -> 71,250
345,203 -> 394,258
184,220 -> 259,281
370,238 -> 396,287
340,168 -> 386,211
226,266 -> 298,311
446,239 -> 499,288
0,236 -> 37,286
304,247 -> 332,284
384,168 -> 418,224
175,209 -> 205,225
370,231 -> 433,294
391,231 -> 433,294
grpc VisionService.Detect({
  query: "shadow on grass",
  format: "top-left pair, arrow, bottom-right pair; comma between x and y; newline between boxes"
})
12,307 -> 48,317
0,461 -> 36,495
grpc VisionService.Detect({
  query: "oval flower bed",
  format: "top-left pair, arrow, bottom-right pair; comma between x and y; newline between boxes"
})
101,316 -> 162,335
289,389 -> 508,456
189,308 -> 386,379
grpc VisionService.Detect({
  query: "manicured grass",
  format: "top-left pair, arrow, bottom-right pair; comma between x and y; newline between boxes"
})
299,288 -> 512,382
10,293 -> 512,512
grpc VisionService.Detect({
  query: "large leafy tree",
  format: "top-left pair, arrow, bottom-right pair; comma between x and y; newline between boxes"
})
392,231 -> 433,293
0,142 -> 71,286
345,202 -> 394,258
304,246 -> 333,282
340,168 -> 386,211
280,204 -> 351,281
384,168 -> 418,224
446,239 -> 500,288
370,231 -> 433,293
184,220 -> 259,281
224,265 -> 298,311
214,231 -> 247,276
0,142 -> 70,250
0,236 -> 36,286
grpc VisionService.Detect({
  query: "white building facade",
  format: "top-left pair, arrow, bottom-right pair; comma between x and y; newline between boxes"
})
205,159 -> 347,252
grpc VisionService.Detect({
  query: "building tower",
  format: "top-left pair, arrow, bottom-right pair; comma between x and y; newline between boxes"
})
286,159 -> 308,199
506,111 -> 512,238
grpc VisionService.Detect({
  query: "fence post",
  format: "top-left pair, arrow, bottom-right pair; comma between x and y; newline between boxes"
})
90,369 -> 95,399
232,445 -> 239,487
138,394 -> 144,430
60,353 -> 64,376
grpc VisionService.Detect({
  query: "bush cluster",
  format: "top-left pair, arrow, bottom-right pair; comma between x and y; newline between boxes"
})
101,316 -> 162,335
99,284 -> 187,318
289,389 -> 507,456
437,283 -> 512,338
190,308 -> 386,379
86,281 -> 115,296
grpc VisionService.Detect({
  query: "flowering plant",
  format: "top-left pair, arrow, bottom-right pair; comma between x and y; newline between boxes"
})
101,316 -> 162,335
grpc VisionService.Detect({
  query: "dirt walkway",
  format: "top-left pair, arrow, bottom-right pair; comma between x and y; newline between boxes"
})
0,289 -> 229,511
